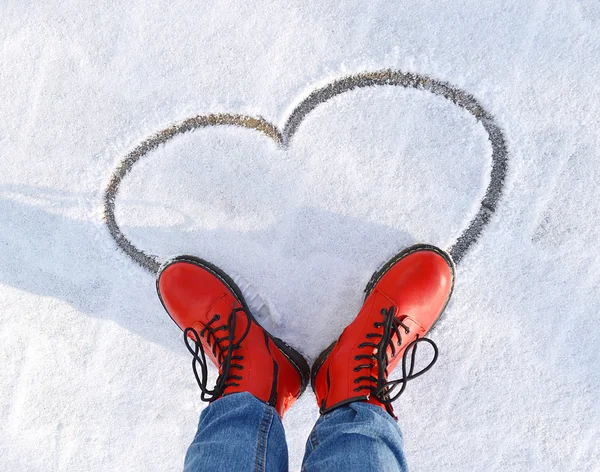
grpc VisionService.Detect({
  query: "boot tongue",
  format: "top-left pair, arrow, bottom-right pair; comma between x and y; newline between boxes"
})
209,296 -> 252,341
191,295 -> 244,367
380,314 -> 426,374
365,351 -> 397,418
398,315 -> 426,337
205,300 -> 252,394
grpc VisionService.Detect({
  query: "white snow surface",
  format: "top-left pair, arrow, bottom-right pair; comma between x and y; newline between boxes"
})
1,1 -> 599,471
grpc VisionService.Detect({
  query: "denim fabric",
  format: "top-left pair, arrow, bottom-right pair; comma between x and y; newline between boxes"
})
184,392 -> 288,472
301,402 -> 408,472
184,393 -> 407,472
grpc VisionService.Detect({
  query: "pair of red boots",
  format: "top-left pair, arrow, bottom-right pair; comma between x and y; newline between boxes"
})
157,244 -> 454,418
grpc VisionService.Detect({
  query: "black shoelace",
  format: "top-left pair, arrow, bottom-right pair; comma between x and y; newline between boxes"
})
353,305 -> 438,407
184,305 -> 251,402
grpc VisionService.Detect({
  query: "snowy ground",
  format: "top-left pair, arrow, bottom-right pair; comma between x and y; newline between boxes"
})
1,1 -> 599,471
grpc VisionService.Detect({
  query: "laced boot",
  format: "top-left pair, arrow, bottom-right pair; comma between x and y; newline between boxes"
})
156,256 -> 310,417
311,244 -> 455,417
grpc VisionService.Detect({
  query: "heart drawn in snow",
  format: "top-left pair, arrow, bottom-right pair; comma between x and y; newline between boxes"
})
103,69 -> 508,274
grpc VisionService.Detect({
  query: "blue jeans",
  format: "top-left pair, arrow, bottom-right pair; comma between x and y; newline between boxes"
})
184,392 -> 408,472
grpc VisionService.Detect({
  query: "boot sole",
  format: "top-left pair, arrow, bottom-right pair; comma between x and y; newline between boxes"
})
156,255 -> 311,397
311,243 -> 456,390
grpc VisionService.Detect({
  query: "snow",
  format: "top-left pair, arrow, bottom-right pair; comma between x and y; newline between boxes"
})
1,1 -> 599,471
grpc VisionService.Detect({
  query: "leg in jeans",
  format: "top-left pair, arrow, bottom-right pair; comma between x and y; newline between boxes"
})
301,402 -> 407,472
184,392 -> 288,472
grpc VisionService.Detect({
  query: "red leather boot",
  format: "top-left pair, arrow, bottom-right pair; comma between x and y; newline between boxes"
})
156,256 -> 310,417
311,244 -> 455,417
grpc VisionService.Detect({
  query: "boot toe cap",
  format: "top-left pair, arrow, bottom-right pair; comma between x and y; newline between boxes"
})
157,259 -> 229,329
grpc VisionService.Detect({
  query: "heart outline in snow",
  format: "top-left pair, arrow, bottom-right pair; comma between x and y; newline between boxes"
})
103,69 -> 508,274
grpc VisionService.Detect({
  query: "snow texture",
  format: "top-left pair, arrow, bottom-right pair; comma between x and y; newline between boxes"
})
1,1 -> 599,471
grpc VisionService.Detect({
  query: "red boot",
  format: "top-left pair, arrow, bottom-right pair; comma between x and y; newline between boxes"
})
311,244 -> 455,417
156,256 -> 310,417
